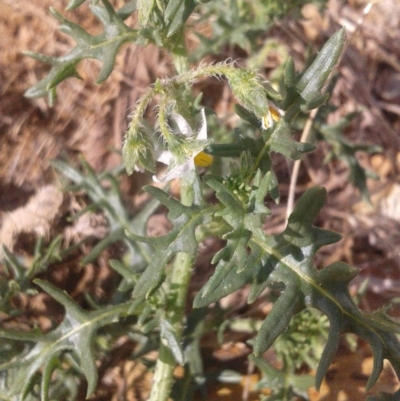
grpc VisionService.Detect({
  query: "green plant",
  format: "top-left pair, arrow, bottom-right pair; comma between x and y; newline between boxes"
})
1,1 -> 399,401
190,0 -> 328,61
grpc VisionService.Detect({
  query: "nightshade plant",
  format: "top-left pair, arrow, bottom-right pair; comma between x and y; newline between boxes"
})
1,1 -> 400,400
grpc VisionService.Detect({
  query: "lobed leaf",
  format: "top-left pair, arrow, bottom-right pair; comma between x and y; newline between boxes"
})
270,120 -> 315,160
317,113 -> 381,201
194,184 -> 400,390
165,0 -> 197,37
127,185 -> 210,300
0,280 -> 132,400
51,158 -> 157,271
24,0 -> 137,103
251,354 -> 314,399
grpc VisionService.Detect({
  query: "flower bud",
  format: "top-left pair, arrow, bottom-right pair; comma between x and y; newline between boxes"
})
123,128 -> 155,175
226,69 -> 270,119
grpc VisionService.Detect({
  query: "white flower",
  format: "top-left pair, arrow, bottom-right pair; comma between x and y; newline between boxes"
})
153,109 -> 213,183
261,101 -> 284,130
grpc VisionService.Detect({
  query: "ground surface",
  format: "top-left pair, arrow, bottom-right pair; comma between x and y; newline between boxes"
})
1,0 -> 400,400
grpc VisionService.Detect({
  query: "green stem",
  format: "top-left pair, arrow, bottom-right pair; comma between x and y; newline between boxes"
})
147,147 -> 196,401
246,137 -> 272,184
148,31 -> 200,398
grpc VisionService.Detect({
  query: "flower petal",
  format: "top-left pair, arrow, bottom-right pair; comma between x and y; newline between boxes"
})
171,112 -> 193,137
153,160 -> 193,182
152,109 -> 209,182
261,102 -> 284,129
156,150 -> 174,165
196,108 -> 207,140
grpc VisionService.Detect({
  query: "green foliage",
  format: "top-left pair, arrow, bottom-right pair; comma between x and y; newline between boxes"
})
24,0 -> 216,105
0,280 -> 132,400
367,390 -> 400,401
191,182 -> 400,391
126,184 -> 210,300
251,354 -> 315,400
24,0 -> 137,105
192,0 -> 329,60
4,1 -> 398,400
122,26 -> 346,176
316,111 -> 382,201
51,158 -> 158,268
273,308 -> 329,371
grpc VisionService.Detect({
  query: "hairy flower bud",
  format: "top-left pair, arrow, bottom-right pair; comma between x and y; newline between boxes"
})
225,69 -> 270,119
122,128 -> 155,175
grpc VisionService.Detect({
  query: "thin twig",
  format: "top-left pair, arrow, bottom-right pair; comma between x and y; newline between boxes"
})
242,359 -> 255,401
286,108 -> 318,220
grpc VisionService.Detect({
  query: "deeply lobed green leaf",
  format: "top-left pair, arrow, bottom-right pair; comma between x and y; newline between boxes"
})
126,185 -> 212,300
0,280 -> 132,400
24,0 -> 137,103
193,183 -> 400,391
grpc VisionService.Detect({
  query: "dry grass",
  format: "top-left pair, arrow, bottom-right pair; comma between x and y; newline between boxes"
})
1,0 -> 400,399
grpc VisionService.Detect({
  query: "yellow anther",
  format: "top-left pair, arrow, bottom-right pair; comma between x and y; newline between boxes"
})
269,105 -> 281,122
194,151 -> 214,167
261,103 -> 284,130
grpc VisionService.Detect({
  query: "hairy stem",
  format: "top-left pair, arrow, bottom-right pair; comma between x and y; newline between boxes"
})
148,45 -> 196,401
148,178 -> 195,401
